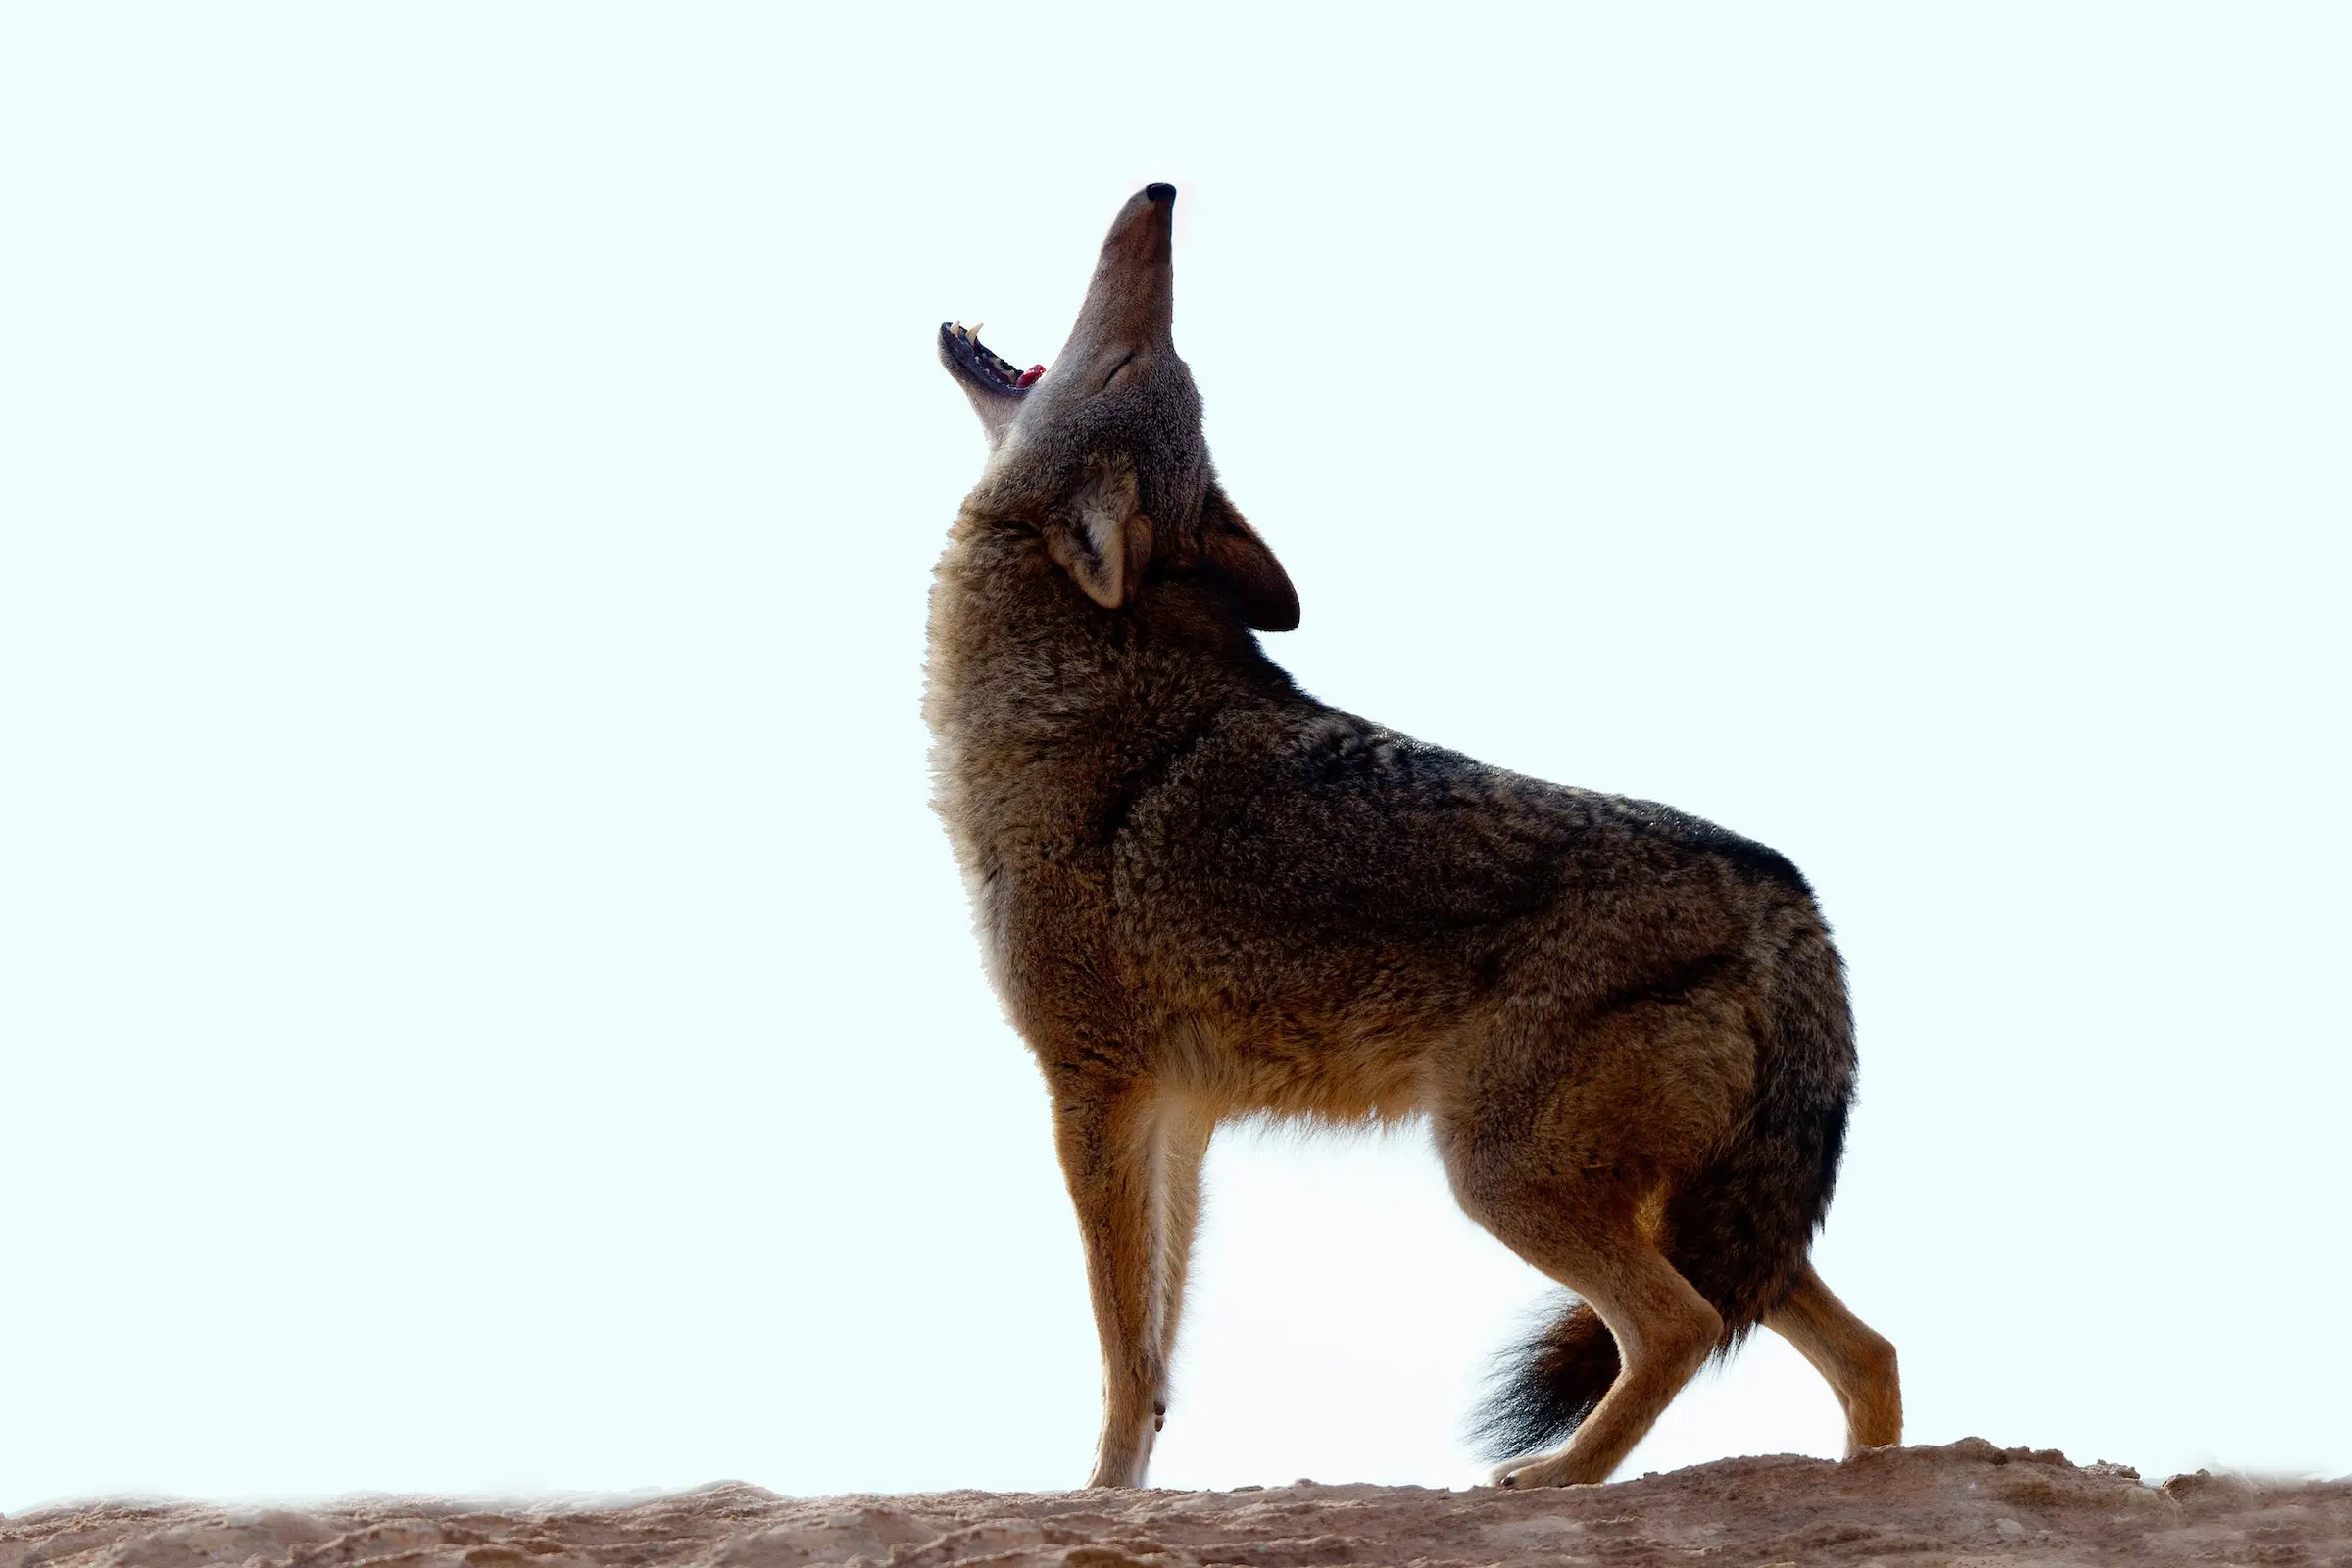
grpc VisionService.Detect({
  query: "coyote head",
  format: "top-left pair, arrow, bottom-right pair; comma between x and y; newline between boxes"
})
938,184 -> 1298,631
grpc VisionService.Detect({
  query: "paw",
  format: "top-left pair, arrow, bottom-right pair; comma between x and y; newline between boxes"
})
1488,1453 -> 1543,1489
1489,1452 -> 1603,1490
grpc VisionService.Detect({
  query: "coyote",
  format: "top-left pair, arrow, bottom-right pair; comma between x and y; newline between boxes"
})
924,185 -> 1901,1490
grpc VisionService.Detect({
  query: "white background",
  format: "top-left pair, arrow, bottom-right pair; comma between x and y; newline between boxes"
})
3,5 -> 2346,1513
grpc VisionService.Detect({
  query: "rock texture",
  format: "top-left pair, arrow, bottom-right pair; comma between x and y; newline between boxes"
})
5,1441 -> 2346,1568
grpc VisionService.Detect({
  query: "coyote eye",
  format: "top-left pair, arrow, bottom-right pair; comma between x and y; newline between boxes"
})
1102,351 -> 1138,391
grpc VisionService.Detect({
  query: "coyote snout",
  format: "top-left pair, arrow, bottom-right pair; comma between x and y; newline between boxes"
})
923,186 -> 1900,1489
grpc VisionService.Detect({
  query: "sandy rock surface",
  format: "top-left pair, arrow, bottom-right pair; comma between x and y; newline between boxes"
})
5,1440 -> 2346,1568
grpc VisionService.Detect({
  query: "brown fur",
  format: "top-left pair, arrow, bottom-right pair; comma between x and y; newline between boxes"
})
924,185 -> 1900,1488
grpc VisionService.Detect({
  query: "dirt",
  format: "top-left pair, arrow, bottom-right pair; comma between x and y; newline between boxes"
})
5,1440 -> 2346,1568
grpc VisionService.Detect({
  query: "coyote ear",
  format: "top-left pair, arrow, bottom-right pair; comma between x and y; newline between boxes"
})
1200,484 -> 1299,631
1046,458 -> 1153,610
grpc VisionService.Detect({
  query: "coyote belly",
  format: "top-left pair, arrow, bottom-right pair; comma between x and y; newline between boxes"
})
923,183 -> 1901,1489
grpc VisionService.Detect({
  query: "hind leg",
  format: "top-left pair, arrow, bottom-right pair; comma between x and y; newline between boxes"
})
1438,991 -> 1758,1486
1767,1263 -> 1901,1454
1438,1130 -> 1724,1486
1490,1224 -> 1721,1487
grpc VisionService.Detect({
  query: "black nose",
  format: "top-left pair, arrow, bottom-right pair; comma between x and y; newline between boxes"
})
1145,182 -> 1176,204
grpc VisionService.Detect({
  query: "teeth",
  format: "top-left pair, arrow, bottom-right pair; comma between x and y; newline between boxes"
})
969,322 -> 984,339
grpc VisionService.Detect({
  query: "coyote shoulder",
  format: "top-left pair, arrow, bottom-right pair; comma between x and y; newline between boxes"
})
924,184 -> 1900,1489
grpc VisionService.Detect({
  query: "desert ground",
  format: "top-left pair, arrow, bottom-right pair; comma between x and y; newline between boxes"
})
5,1440 -> 2346,1568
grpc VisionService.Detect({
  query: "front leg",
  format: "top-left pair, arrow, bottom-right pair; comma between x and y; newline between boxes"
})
1155,1102 -> 1215,1410
1052,1074 -> 1168,1488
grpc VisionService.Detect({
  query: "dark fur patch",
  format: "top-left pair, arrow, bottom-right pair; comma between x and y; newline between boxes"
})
1608,797 -> 1813,894
1622,951 -> 1743,1011
1661,923 -> 1855,1332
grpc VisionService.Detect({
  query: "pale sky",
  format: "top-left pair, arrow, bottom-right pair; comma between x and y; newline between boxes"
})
3,5 -> 2347,1514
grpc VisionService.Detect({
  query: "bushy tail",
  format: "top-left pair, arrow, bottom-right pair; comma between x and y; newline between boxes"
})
1471,922 -> 1856,1462
1470,1296 -> 1620,1462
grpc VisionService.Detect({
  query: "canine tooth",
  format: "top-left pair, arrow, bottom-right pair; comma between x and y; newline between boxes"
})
969,322 -> 984,339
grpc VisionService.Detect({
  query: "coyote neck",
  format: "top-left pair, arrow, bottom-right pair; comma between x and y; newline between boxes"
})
925,515 -> 1292,881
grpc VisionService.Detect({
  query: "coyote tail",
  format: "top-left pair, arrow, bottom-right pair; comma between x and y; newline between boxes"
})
1471,922 -> 1856,1462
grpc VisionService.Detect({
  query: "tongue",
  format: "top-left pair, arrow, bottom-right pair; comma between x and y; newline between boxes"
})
1015,365 -> 1045,388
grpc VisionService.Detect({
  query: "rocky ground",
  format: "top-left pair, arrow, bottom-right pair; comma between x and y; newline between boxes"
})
5,1440 -> 2346,1568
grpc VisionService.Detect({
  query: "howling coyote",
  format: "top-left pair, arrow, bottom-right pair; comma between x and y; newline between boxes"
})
924,185 -> 1901,1489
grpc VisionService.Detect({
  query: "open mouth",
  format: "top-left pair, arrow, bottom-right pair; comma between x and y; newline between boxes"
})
941,320 -> 1046,394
